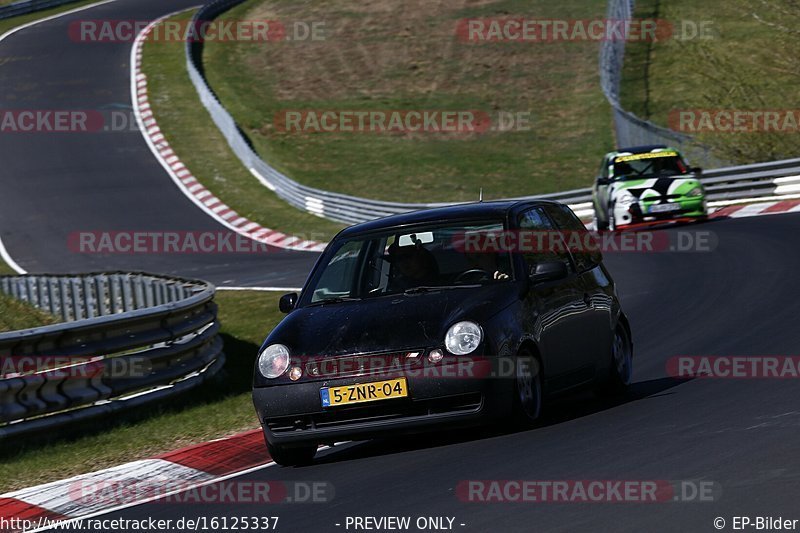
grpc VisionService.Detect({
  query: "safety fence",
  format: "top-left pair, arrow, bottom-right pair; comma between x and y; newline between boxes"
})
0,273 -> 223,439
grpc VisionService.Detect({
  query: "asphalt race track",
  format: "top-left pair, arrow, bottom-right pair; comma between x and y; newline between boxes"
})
0,0 -> 318,288
40,212 -> 791,532
2,1 -> 800,532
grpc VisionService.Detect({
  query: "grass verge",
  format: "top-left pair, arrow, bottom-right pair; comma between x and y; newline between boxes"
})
0,289 -> 284,493
620,0 -> 800,163
0,292 -> 58,332
141,10 -> 345,242
147,0 -> 613,213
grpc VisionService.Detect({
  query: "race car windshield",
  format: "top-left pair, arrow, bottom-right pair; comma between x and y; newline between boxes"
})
613,154 -> 688,180
302,221 -> 514,304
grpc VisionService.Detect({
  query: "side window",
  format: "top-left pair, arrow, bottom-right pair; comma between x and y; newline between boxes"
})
596,158 -> 607,181
311,240 -> 362,302
518,207 -> 574,276
544,204 -> 602,273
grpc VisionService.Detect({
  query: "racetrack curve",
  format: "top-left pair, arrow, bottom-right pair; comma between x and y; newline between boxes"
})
54,213 -> 800,531
0,0 -> 318,288
2,1 -> 800,532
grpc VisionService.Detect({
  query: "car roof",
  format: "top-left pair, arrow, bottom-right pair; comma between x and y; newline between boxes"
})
336,199 -> 561,238
606,145 -> 687,160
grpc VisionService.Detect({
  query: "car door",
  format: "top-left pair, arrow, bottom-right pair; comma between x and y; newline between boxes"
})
517,207 -> 593,390
543,203 -> 614,376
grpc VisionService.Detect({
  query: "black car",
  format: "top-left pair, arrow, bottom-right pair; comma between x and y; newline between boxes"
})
252,200 -> 633,466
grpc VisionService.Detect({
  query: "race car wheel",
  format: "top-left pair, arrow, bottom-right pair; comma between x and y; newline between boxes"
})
513,351 -> 542,426
598,324 -> 633,396
267,441 -> 317,467
608,202 -> 617,231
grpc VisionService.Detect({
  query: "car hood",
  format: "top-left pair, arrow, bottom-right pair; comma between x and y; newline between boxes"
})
612,175 -> 702,200
265,283 -> 519,357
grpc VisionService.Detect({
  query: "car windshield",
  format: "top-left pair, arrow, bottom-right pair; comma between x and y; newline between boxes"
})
612,152 -> 688,180
302,221 -> 513,304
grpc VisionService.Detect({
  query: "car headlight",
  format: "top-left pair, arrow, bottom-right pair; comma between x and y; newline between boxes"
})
445,321 -> 483,355
687,187 -> 704,197
617,192 -> 637,206
258,344 -> 290,378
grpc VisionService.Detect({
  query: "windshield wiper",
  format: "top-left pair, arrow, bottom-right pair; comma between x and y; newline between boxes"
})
305,296 -> 361,307
404,285 -> 477,295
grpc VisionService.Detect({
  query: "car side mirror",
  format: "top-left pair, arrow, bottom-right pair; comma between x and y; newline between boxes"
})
597,177 -> 611,185
279,292 -> 298,313
530,262 -> 569,284
690,167 -> 703,175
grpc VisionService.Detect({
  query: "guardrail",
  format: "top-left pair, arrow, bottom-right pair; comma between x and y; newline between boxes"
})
0,272 -> 224,440
598,0 -> 725,169
185,0 -> 800,225
0,0 -> 81,21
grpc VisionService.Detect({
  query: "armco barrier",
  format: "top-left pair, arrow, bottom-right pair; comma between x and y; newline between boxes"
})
185,0 -> 799,225
0,273 -> 224,439
598,0 -> 725,169
0,0 -> 82,21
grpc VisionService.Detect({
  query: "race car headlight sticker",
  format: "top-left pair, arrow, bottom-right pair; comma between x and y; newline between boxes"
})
258,344 -> 290,378
445,321 -> 483,355
687,187 -> 703,197
618,192 -> 637,206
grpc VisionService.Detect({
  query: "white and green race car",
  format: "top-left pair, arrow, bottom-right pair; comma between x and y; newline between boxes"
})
592,145 -> 708,230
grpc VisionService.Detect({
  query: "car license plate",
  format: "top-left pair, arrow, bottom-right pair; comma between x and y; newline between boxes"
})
649,203 -> 681,214
320,378 -> 408,407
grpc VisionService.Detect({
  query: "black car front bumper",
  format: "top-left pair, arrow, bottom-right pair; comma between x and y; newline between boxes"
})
253,357 -> 514,446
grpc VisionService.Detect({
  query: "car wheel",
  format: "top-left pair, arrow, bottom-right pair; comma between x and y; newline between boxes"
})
608,202 -> 617,231
512,352 -> 542,425
598,325 -> 633,395
267,441 -> 317,467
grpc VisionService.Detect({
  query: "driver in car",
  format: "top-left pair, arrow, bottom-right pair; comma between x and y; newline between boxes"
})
387,242 -> 439,290
464,251 -> 510,281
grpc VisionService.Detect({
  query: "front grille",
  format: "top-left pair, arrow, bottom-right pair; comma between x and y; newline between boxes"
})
298,350 -> 427,381
267,393 -> 483,434
643,194 -> 681,202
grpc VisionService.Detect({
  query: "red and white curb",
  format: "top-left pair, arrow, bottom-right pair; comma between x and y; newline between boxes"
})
0,429 -> 270,529
708,197 -> 800,219
578,196 -> 800,228
130,12 -> 326,253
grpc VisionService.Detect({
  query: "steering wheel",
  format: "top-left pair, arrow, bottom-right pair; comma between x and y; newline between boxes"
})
455,269 -> 491,284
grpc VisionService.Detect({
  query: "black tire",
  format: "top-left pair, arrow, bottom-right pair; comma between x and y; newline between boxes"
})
267,441 -> 317,467
512,352 -> 543,426
598,324 -> 633,396
608,201 -> 617,232
594,214 -> 608,232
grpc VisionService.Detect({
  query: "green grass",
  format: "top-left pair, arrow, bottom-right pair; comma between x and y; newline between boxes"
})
620,0 -> 800,163
0,293 -> 58,332
0,290 -> 285,492
142,10 -> 345,242
150,0 -> 613,215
